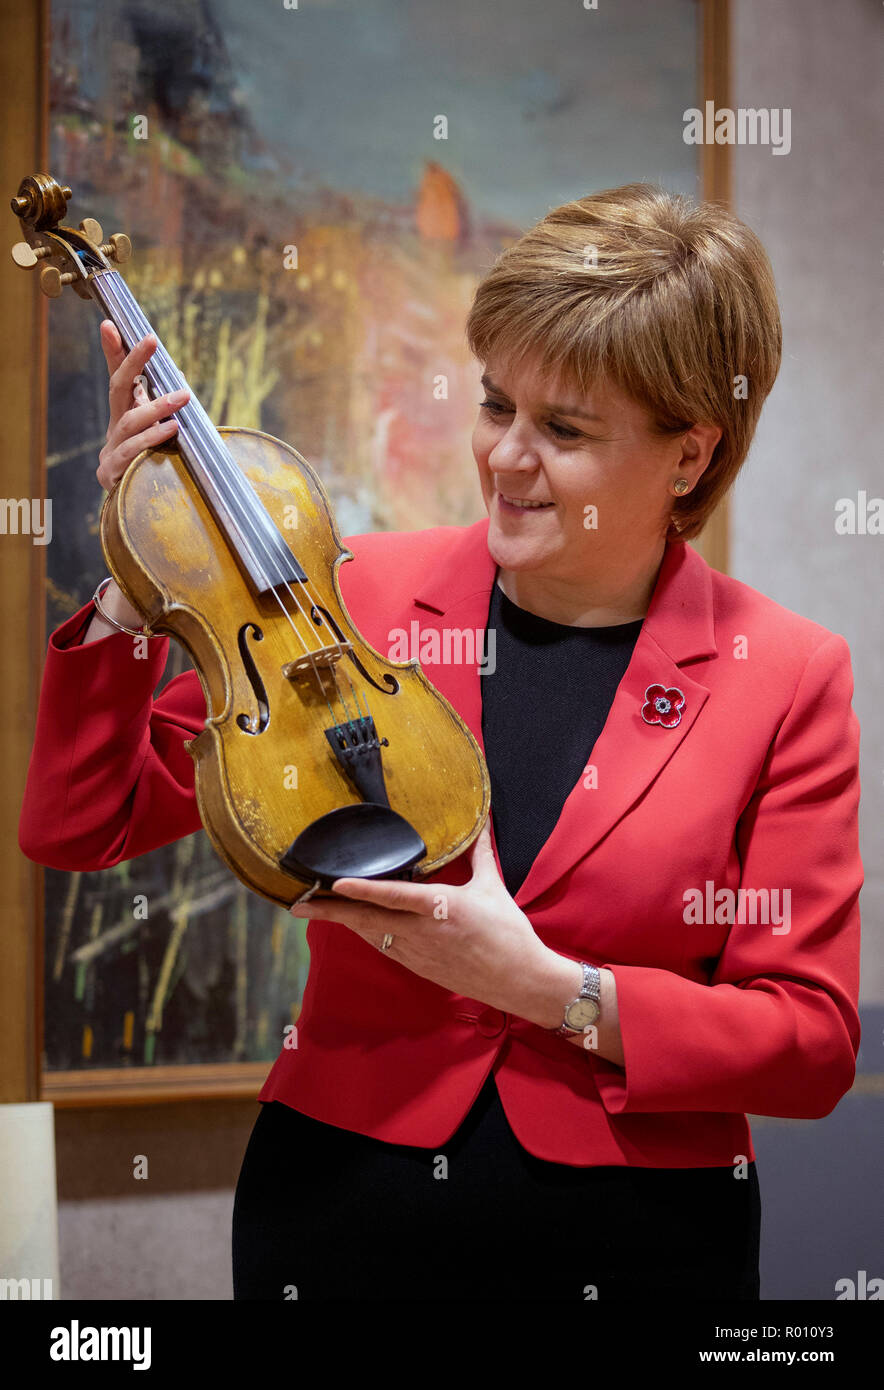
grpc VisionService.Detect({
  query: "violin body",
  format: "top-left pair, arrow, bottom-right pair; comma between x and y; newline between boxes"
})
102,425 -> 490,906
11,173 -> 490,907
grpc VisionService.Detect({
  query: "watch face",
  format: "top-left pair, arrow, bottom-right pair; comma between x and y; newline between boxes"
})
565,998 -> 599,1029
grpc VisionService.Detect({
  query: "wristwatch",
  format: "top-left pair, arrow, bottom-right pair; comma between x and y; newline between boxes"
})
552,962 -> 601,1036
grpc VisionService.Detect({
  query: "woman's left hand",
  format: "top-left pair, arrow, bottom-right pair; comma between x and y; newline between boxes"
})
289,817 -> 564,1019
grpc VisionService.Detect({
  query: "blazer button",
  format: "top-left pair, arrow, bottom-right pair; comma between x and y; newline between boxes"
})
476,1007 -> 507,1037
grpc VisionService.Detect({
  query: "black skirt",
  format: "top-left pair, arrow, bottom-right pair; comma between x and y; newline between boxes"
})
232,1070 -> 761,1301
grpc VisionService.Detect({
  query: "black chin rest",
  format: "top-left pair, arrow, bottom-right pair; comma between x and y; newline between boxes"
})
279,803 -> 426,889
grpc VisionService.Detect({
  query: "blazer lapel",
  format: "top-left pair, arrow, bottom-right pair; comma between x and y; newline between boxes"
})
411,520 -> 718,906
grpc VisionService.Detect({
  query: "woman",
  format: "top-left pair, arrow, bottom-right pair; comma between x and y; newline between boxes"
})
19,183 -> 862,1302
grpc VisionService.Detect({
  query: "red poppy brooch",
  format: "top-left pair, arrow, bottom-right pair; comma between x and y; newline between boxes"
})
640,683 -> 686,728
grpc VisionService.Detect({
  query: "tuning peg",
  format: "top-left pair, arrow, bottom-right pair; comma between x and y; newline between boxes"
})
39,265 -> 77,298
79,217 -> 103,245
10,240 -> 52,268
99,232 -> 132,264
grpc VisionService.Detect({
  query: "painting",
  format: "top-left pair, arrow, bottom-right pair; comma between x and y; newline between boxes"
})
39,0 -> 702,1097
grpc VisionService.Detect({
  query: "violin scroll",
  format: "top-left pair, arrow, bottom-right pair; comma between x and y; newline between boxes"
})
9,172 -> 132,299
10,172 -> 72,230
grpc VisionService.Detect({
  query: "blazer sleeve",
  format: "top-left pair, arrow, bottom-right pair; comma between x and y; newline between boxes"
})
588,632 -> 862,1121
18,602 -> 205,870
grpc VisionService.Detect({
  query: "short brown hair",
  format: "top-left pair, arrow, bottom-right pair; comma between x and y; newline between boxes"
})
465,182 -> 782,541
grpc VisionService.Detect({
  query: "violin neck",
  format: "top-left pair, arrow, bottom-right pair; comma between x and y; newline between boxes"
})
88,269 -> 306,597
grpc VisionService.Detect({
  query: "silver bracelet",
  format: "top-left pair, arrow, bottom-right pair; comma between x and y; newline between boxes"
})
91,577 -> 155,638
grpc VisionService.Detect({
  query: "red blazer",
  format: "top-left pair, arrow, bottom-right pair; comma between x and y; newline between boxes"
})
19,521 -> 862,1167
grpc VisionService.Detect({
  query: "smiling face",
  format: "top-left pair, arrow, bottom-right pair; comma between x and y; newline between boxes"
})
472,356 -> 685,597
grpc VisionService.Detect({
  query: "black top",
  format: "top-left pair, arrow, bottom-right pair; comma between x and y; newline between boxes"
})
481,578 -> 644,898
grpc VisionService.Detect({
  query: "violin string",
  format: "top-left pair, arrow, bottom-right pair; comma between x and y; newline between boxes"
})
97,274 -> 316,654
135,315 -> 369,728
102,276 -> 301,595
105,273 -> 378,739
98,272 -> 374,733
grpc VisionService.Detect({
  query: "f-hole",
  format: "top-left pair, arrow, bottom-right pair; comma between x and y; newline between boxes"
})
236,623 -> 270,733
310,603 -> 399,694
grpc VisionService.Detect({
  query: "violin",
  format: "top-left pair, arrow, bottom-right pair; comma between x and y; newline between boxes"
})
11,174 -> 490,906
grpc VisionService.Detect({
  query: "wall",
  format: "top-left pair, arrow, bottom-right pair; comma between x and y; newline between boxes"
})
729,0 -> 883,1298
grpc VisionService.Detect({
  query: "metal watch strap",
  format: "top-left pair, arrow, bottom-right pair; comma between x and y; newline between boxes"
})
555,962 -> 601,1036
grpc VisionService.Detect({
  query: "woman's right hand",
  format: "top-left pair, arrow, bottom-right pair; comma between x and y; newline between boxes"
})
96,321 -> 190,491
